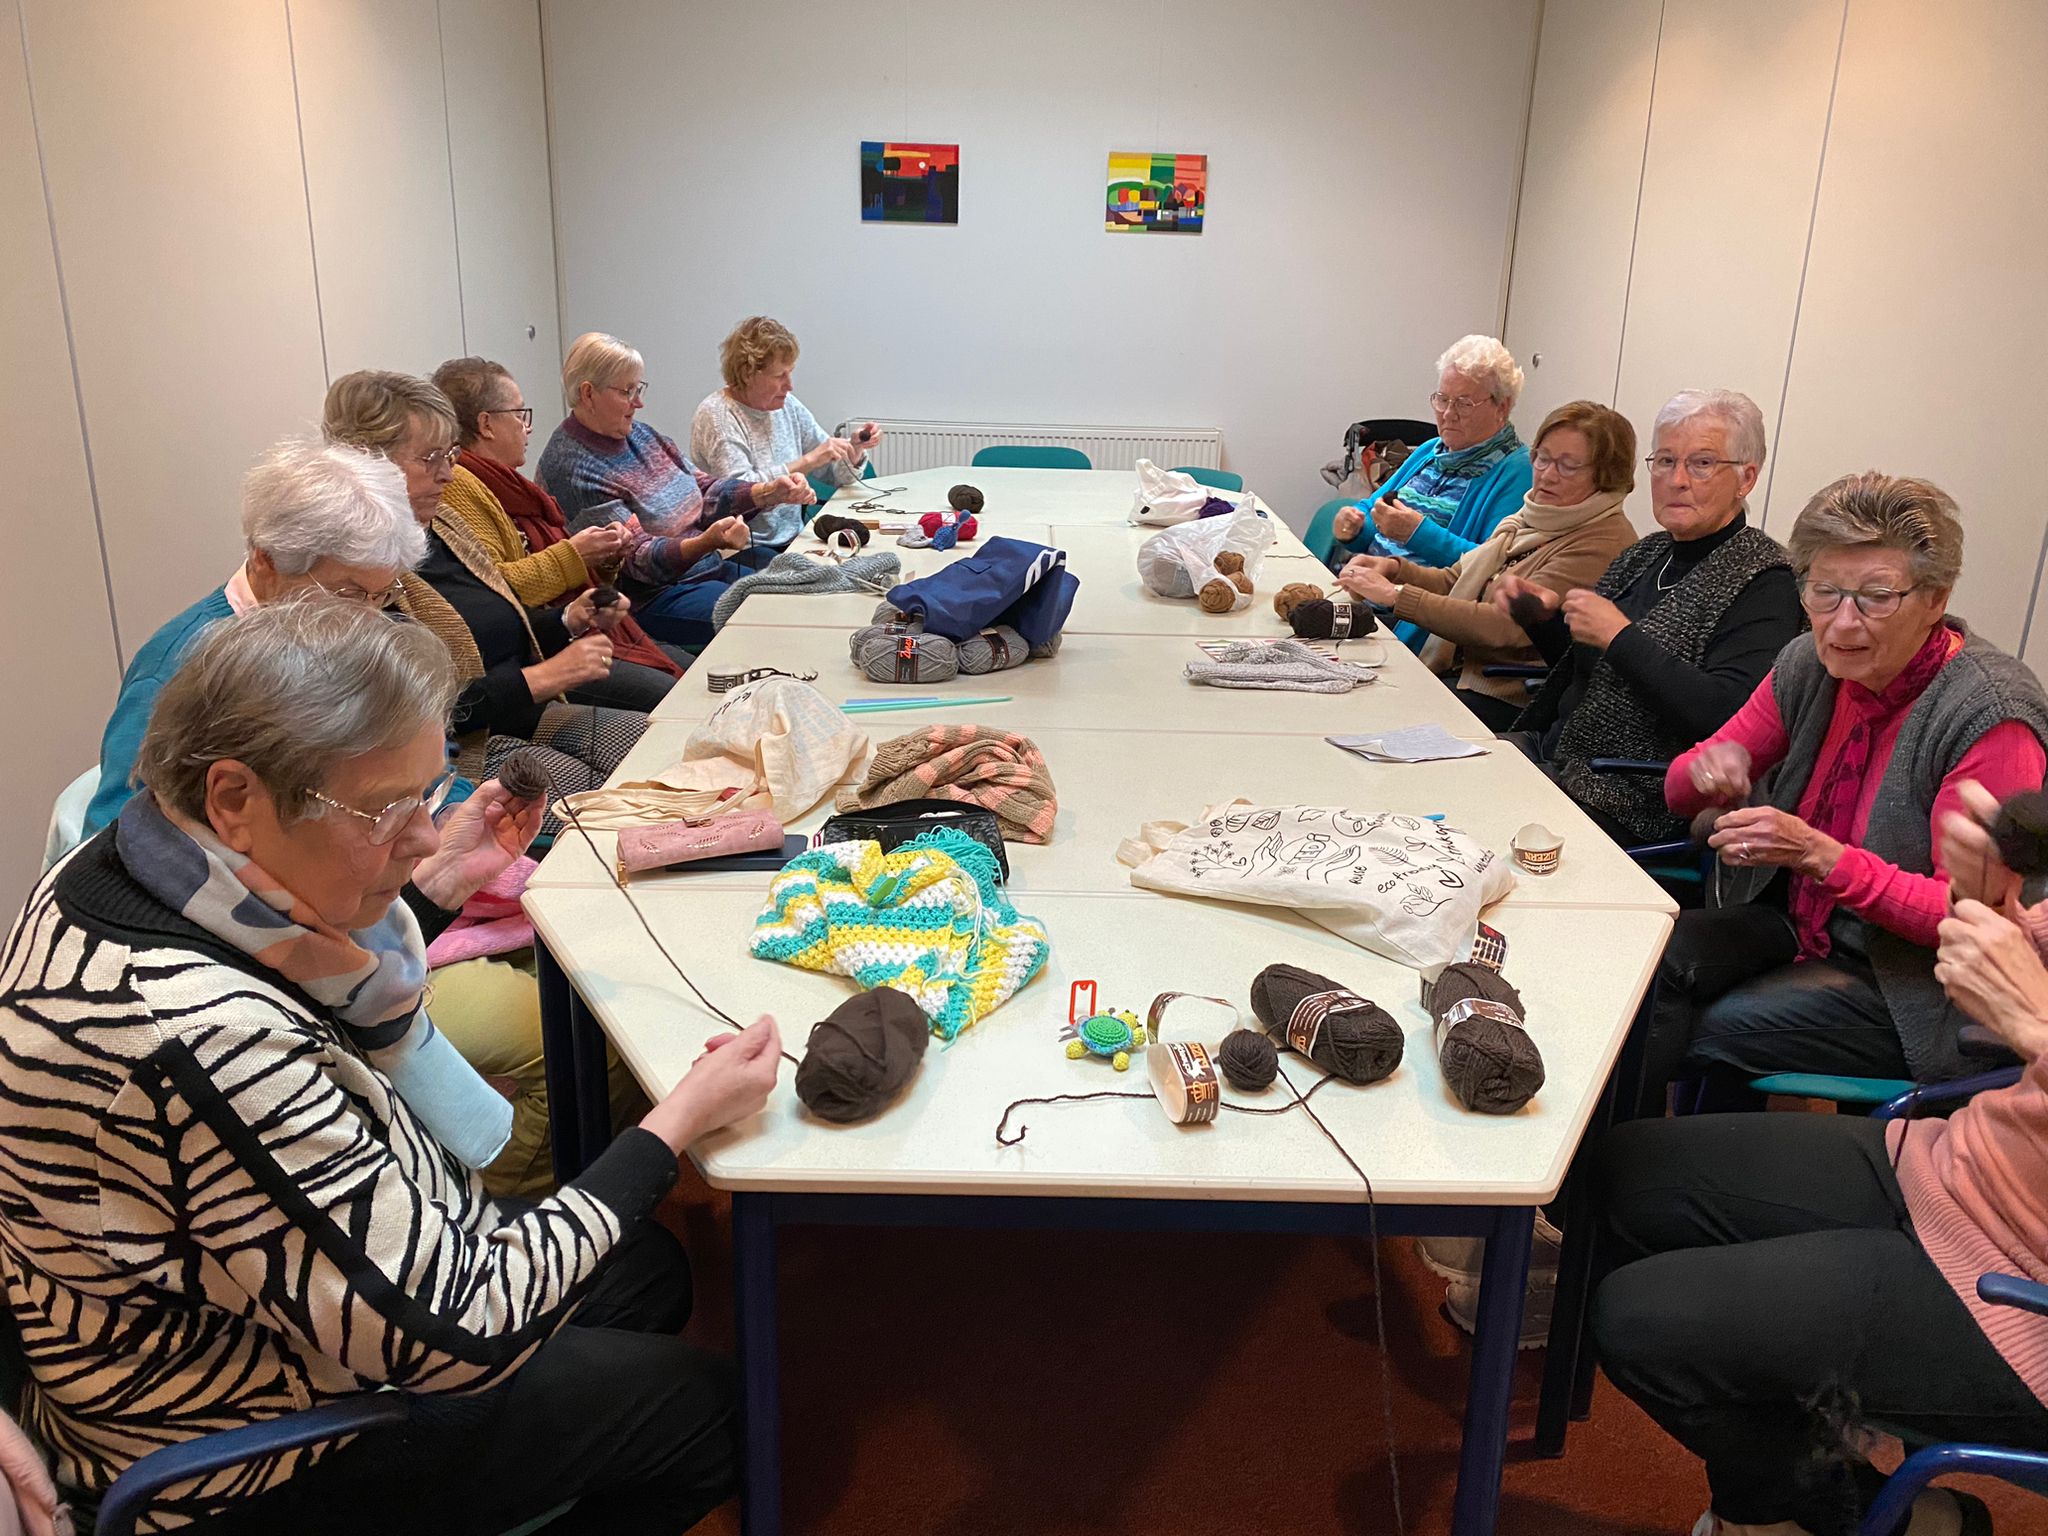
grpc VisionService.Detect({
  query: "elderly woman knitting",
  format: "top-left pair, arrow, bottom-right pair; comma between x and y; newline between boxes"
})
690,314 -> 883,549
538,330 -> 814,649
1327,334 -> 1533,587
1497,388 -> 1803,846
1644,471 -> 2048,1110
1590,794 -> 2048,1536
5,600 -> 778,1532
1335,400 -> 1638,730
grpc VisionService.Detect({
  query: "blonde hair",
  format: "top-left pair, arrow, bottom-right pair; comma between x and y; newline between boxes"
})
322,370 -> 457,455
720,316 -> 799,390
561,331 -> 643,405
1787,471 -> 1964,590
1533,401 -> 1637,495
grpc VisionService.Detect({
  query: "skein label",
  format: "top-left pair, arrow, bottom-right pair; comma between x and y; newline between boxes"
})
1331,603 -> 1353,638
1434,996 -> 1523,1052
1288,989 -> 1364,1056
1149,1040 -> 1220,1124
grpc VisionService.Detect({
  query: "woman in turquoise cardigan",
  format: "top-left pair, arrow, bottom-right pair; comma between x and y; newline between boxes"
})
1328,335 -> 1534,649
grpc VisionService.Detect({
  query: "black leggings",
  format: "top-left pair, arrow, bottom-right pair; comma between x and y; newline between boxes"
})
567,657 -> 677,714
199,1222 -> 736,1535
1590,1113 -> 2048,1535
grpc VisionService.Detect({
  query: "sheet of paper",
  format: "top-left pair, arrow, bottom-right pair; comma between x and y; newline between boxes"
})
1324,725 -> 1487,763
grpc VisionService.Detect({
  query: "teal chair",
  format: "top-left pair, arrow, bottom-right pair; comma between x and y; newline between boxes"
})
1173,465 -> 1243,492
804,461 -> 875,518
971,445 -> 1092,470
1302,498 -> 1351,570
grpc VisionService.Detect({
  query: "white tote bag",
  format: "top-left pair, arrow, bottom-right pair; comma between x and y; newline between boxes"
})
1116,800 -> 1516,970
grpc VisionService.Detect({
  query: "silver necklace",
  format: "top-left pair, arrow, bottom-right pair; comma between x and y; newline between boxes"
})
1654,554 -> 1681,592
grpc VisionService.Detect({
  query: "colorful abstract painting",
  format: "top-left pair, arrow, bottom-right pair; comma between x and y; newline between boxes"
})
1105,152 -> 1206,233
861,141 -> 960,224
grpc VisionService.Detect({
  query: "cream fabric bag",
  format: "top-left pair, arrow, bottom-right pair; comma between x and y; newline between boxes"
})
1116,800 -> 1515,969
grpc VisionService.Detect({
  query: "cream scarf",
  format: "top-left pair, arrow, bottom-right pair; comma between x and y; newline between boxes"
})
1417,486 -> 1630,675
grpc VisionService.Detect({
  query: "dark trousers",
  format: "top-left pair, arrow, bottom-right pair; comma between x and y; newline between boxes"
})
1451,685 -> 1524,732
1591,1114 -> 2048,1534
199,1223 -> 736,1536
1497,728 -> 1644,848
1644,903 -> 1909,1112
566,657 -> 677,714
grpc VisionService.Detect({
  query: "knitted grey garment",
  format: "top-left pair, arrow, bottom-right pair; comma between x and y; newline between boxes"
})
1183,640 -> 1378,693
710,550 -> 902,628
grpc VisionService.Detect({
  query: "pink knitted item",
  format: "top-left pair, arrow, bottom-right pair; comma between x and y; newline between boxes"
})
424,857 -> 537,965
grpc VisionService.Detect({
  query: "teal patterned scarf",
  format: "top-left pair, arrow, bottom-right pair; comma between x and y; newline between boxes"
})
1398,422 -> 1522,528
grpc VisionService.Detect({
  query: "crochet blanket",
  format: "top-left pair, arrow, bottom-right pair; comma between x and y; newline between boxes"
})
834,725 -> 1058,843
750,828 -> 1048,1039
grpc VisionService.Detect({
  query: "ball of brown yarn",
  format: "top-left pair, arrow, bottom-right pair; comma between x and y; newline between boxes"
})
1214,551 -> 1245,576
496,747 -> 550,803
1274,582 -> 1323,620
1250,963 -> 1404,1085
1428,963 -> 1544,1114
948,483 -> 985,514
590,584 -> 622,610
1228,570 -> 1253,594
795,987 -> 929,1123
1218,1028 -> 1279,1091
1198,577 -> 1239,613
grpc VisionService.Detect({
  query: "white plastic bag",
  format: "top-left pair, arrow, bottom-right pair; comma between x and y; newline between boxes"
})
1116,800 -> 1516,970
1135,505 -> 1276,611
1129,458 -> 1215,525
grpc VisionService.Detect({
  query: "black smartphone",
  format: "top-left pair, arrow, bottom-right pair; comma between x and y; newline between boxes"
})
656,832 -> 809,874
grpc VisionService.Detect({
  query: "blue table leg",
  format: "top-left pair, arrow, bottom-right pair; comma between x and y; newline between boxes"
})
1452,1205 -> 1534,1536
735,1192 -> 783,1536
531,937 -> 584,1184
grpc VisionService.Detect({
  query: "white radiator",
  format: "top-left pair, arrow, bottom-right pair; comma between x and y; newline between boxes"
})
845,418 -> 1224,475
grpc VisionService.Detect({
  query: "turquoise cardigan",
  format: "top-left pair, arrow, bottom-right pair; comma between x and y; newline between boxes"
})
1333,437 -> 1534,651
84,587 -> 235,837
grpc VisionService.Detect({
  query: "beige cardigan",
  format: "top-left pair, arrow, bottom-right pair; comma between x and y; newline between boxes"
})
1389,510 -> 1638,703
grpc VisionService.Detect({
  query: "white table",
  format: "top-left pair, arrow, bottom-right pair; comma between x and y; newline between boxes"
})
527,465 -> 1674,1536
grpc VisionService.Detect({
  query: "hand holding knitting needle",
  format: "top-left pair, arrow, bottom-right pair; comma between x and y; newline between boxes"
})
1687,740 -> 1753,807
1940,779 -> 2017,911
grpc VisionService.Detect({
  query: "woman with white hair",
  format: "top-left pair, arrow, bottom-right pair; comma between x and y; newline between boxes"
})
1328,334 -> 1535,647
9,600 -> 776,1531
538,330 -> 815,650
1497,388 -> 1803,846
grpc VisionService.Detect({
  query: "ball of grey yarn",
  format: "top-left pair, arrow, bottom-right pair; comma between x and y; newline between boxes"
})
871,601 -> 923,630
851,625 -> 959,683
1218,1029 -> 1279,1091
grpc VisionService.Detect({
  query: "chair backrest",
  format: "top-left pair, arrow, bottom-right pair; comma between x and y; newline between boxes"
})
43,766 -> 101,873
1172,465 -> 1243,492
970,445 -> 1092,471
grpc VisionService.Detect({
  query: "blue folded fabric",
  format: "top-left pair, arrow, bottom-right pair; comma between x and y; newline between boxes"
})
883,536 -> 1079,650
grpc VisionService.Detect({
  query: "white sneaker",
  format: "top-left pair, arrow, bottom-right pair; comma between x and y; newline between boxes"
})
1417,1211 -> 1564,1285
1689,1514 -> 1720,1536
1443,1266 -> 1555,1351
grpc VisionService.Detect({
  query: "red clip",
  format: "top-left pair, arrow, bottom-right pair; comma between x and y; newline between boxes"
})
1068,979 -> 1097,1023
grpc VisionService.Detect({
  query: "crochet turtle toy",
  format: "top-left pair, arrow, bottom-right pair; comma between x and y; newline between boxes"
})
1061,1009 -> 1147,1071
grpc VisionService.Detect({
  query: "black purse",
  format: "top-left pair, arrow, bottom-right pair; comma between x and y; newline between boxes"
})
818,798 -> 1011,879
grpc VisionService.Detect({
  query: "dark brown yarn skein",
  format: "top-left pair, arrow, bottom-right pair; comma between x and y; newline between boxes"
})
590,584 -> 622,610
1250,964 -> 1403,1085
1992,791 -> 2048,880
1506,591 -> 1552,633
948,484 -> 985,514
794,987 -> 929,1123
496,747 -> 550,804
1287,599 -> 1379,641
810,513 -> 871,548
1218,1028 -> 1279,1091
1427,963 -> 1544,1114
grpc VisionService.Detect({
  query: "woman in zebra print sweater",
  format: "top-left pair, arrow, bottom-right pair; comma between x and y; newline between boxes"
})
0,600 -> 779,1533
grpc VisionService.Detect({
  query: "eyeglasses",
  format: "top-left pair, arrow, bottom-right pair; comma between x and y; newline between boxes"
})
1531,450 -> 1590,476
413,445 -> 461,471
306,771 -> 456,846
1430,392 -> 1493,415
316,578 -> 401,607
1647,452 -> 1743,480
483,406 -> 534,428
607,382 -> 648,404
1798,580 -> 1921,619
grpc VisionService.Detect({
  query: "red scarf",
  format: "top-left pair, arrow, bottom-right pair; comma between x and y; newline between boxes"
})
457,448 -> 681,678
1793,621 -> 1959,957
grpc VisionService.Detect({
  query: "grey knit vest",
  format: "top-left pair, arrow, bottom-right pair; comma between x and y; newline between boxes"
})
1715,621 -> 2048,1081
1546,526 -> 1791,841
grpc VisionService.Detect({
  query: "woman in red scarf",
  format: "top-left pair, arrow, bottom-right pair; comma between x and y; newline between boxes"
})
1645,471 -> 2048,1111
433,356 -> 683,682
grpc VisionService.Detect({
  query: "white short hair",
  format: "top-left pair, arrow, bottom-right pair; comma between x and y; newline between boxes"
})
562,331 -> 644,402
1654,389 -> 1768,469
1435,334 -> 1524,410
241,438 -> 426,577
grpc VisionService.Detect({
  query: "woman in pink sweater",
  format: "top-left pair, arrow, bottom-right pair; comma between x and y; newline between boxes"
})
1590,794 -> 2048,1536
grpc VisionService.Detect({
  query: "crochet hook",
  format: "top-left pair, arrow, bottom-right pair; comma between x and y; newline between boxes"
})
840,695 -> 1013,714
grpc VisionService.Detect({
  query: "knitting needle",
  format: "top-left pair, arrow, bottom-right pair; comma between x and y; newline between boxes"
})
841,695 -> 1013,714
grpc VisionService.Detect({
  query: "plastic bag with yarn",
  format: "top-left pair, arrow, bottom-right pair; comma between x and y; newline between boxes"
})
1135,505 -> 1276,612
1128,458 -> 1214,525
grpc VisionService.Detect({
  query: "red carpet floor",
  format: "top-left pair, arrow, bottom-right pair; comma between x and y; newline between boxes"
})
661,1177 -> 2041,1535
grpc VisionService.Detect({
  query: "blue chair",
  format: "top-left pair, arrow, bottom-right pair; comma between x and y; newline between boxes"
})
1859,1069 -> 2048,1535
1172,465 -> 1243,492
1303,498 -> 1349,570
970,444 -> 1092,470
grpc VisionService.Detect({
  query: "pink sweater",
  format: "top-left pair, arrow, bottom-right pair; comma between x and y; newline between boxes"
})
1666,651 -> 2046,955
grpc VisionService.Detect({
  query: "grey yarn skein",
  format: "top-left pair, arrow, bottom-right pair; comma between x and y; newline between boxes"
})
849,624 -> 1032,683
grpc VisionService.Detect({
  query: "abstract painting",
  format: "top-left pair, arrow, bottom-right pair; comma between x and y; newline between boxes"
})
1105,152 -> 1206,233
861,141 -> 960,224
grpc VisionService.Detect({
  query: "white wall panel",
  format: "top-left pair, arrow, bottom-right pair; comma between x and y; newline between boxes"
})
1502,0 -> 1660,430
1768,0 -> 2048,658
1611,0 -> 1844,528
22,0 -> 328,648
290,0 -> 466,377
441,0 -> 561,395
0,2 -> 120,916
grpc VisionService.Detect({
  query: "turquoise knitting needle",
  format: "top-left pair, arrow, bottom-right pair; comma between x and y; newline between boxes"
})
841,695 -> 1013,714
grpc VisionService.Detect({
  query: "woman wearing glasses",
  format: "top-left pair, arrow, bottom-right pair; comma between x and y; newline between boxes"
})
1646,471 -> 2048,1108
324,371 -> 651,823
432,354 -> 682,701
537,330 -> 814,650
1497,389 -> 1802,846
1332,400 -> 1639,729
1326,334 -> 1534,629
4,601 -> 776,1532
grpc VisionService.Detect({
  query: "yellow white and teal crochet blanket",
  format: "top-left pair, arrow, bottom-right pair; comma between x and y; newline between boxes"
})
750,828 -> 1048,1039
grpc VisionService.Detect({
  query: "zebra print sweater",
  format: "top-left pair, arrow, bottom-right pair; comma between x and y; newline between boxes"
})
0,831 -> 678,1528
